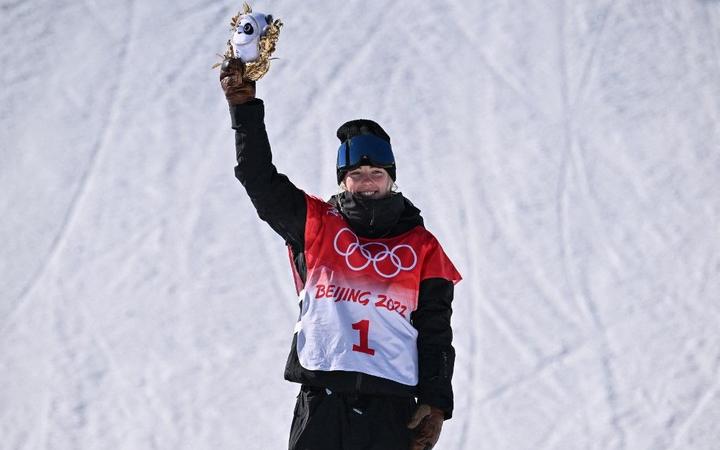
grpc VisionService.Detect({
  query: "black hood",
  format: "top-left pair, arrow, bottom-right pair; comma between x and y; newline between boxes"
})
328,191 -> 424,239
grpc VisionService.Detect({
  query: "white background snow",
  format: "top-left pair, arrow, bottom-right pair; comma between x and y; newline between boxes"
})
2,0 -> 720,449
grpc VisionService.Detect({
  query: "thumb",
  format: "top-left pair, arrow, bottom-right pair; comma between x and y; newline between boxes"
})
221,58 -> 245,74
407,404 -> 431,429
220,58 -> 245,82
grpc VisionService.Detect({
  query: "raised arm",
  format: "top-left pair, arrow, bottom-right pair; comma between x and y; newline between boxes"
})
221,59 -> 307,251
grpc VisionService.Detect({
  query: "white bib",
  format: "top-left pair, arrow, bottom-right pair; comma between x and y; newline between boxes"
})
295,270 -> 419,386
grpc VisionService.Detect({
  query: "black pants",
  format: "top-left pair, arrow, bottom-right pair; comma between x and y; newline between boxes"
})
289,385 -> 416,450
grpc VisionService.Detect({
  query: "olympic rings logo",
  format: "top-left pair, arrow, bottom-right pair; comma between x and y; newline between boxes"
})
333,228 -> 417,278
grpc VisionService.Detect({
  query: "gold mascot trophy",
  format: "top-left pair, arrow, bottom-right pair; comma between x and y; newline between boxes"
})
214,2 -> 282,81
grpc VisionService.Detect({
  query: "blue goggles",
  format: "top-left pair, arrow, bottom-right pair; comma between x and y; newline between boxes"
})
336,134 -> 395,170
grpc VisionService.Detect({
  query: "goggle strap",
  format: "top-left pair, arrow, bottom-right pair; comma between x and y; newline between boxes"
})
344,141 -> 351,170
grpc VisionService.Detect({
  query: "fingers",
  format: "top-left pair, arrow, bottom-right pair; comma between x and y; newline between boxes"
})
409,405 -> 444,450
407,404 -> 431,429
220,71 -> 245,92
220,58 -> 245,82
410,431 -> 438,450
219,57 -> 256,104
223,80 -> 256,105
221,58 -> 244,74
409,434 -> 435,450
409,438 -> 430,450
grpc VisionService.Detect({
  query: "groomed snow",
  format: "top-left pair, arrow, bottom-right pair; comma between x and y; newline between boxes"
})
2,1 -> 720,449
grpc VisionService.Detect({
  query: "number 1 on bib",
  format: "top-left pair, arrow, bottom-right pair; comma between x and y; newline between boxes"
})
351,320 -> 375,355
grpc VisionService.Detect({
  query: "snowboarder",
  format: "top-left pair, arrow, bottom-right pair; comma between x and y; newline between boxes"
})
220,57 -> 461,450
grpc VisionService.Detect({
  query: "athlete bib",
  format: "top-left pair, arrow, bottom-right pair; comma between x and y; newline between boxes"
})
291,195 -> 461,386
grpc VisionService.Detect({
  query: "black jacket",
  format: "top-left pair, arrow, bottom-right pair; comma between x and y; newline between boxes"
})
230,99 -> 456,418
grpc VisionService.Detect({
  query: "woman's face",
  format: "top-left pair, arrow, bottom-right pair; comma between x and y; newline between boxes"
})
343,166 -> 392,200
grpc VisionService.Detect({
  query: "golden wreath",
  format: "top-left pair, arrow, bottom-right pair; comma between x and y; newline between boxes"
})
212,2 -> 282,81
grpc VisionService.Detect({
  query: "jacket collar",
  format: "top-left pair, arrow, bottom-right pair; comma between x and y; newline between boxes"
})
329,191 -> 423,238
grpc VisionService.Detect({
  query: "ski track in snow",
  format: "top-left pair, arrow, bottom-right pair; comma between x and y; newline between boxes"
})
1,0 -> 137,337
451,171 -> 485,450
667,373 -> 720,449
556,2 -> 626,447
569,0 -> 619,110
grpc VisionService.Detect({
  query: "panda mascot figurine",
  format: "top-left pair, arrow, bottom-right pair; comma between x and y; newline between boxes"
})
231,11 -> 272,62
215,3 -> 282,81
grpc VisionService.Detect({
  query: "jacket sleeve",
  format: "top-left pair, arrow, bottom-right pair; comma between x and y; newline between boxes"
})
412,277 -> 456,419
230,99 -> 307,252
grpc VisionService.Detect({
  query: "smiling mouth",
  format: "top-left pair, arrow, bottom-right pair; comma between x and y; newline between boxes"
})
358,191 -> 377,197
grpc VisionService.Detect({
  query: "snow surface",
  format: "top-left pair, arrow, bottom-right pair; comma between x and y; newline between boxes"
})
2,1 -> 720,449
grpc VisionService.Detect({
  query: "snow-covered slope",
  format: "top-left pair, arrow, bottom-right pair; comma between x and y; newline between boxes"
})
2,1 -> 720,449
